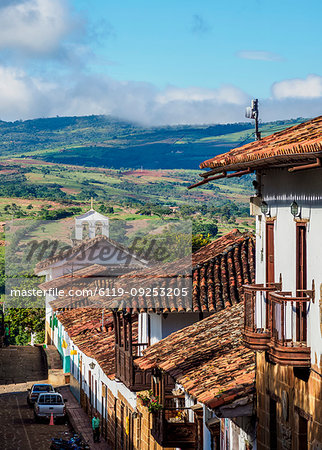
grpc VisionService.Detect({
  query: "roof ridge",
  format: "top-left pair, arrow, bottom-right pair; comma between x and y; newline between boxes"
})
200,116 -> 322,172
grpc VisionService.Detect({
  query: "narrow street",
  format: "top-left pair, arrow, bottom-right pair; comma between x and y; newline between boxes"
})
0,346 -> 74,450
0,391 -> 73,450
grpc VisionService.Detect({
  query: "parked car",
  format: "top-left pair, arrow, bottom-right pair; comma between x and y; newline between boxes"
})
27,383 -> 54,406
34,392 -> 67,423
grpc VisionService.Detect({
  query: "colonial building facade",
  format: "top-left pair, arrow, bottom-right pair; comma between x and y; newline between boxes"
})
37,205 -> 257,449
199,116 -> 322,449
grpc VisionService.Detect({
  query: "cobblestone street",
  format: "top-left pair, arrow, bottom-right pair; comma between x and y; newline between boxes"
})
0,391 -> 74,450
0,346 -> 74,450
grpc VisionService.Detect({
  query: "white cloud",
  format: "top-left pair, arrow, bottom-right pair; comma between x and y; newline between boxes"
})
1,66 -> 322,125
0,0 -> 77,55
0,66 -> 56,120
0,66 -> 251,124
272,74 -> 322,99
155,85 -> 248,106
237,50 -> 283,61
259,98 -> 322,122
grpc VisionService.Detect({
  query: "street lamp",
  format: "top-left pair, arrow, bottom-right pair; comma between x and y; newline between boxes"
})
261,201 -> 269,216
290,201 -> 299,218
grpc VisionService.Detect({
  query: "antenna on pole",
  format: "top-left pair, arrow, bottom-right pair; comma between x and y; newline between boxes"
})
245,99 -> 261,140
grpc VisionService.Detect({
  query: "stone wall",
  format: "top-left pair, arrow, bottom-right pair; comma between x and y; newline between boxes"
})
77,380 -> 177,449
256,352 -> 322,450
136,397 -> 175,450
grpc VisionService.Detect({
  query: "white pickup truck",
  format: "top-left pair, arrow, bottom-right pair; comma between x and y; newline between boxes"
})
34,392 -> 67,423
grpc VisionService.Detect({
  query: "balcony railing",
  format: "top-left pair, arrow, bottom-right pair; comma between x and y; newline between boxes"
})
243,283 -> 313,367
115,342 -> 151,391
151,406 -> 197,449
268,291 -> 311,367
243,283 -> 281,350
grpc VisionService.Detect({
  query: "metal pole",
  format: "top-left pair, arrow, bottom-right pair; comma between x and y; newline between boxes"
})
253,99 -> 261,140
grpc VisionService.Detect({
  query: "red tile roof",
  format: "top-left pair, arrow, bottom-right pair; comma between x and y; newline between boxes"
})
200,116 -> 322,173
136,302 -> 255,409
49,229 -> 255,313
106,229 -> 255,313
57,308 -> 118,378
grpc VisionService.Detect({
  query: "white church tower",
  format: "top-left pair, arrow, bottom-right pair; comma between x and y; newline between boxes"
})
74,199 -> 109,241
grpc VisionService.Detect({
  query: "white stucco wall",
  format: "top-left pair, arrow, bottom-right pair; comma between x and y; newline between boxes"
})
138,313 -> 149,345
149,312 -> 208,345
66,329 -> 137,414
256,167 -> 322,366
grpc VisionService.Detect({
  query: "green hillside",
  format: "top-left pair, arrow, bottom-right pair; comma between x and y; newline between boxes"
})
0,115 -> 307,170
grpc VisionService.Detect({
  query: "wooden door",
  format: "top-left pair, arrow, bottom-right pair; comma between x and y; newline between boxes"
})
269,398 -> 277,449
296,223 -> 307,341
298,416 -> 308,450
95,379 -> 97,411
88,370 -> 92,406
266,220 -> 275,331
266,221 -> 275,284
101,383 -> 107,440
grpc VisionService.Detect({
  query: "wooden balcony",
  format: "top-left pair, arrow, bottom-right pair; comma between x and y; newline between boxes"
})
115,342 -> 151,391
268,291 -> 311,367
243,283 -> 281,350
113,311 -> 152,391
151,405 -> 197,449
243,285 -> 312,367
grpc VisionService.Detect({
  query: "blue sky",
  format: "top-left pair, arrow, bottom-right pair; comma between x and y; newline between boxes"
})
73,0 -> 321,95
1,0 -> 322,124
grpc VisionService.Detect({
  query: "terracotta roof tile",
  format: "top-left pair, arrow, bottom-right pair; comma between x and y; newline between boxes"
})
105,230 -> 254,313
200,115 -> 322,173
135,302 -> 255,409
57,308 -> 131,379
49,230 -> 255,313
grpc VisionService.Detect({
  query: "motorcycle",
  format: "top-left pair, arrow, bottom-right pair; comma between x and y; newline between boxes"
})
50,433 -> 90,450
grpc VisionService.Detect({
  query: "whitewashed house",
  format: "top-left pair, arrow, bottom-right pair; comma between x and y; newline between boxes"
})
198,116 -> 322,449
35,207 -> 147,371
126,229 -> 256,449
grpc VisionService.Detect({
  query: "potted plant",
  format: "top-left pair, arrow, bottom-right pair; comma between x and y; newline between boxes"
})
147,395 -> 162,413
137,390 -> 162,413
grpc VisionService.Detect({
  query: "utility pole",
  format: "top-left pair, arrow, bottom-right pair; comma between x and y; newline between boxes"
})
245,99 -> 261,140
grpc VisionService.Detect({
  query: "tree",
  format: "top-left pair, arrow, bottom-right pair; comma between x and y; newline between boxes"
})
192,221 -> 218,238
99,204 -> 114,214
192,234 -> 211,252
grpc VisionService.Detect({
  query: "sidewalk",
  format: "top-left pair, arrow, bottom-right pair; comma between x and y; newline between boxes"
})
60,386 -> 110,450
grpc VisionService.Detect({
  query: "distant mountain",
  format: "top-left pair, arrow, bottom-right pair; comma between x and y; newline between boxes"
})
0,115 -> 307,170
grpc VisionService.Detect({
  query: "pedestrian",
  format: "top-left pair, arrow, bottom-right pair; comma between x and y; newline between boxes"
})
92,412 -> 100,443
4,323 -> 10,347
